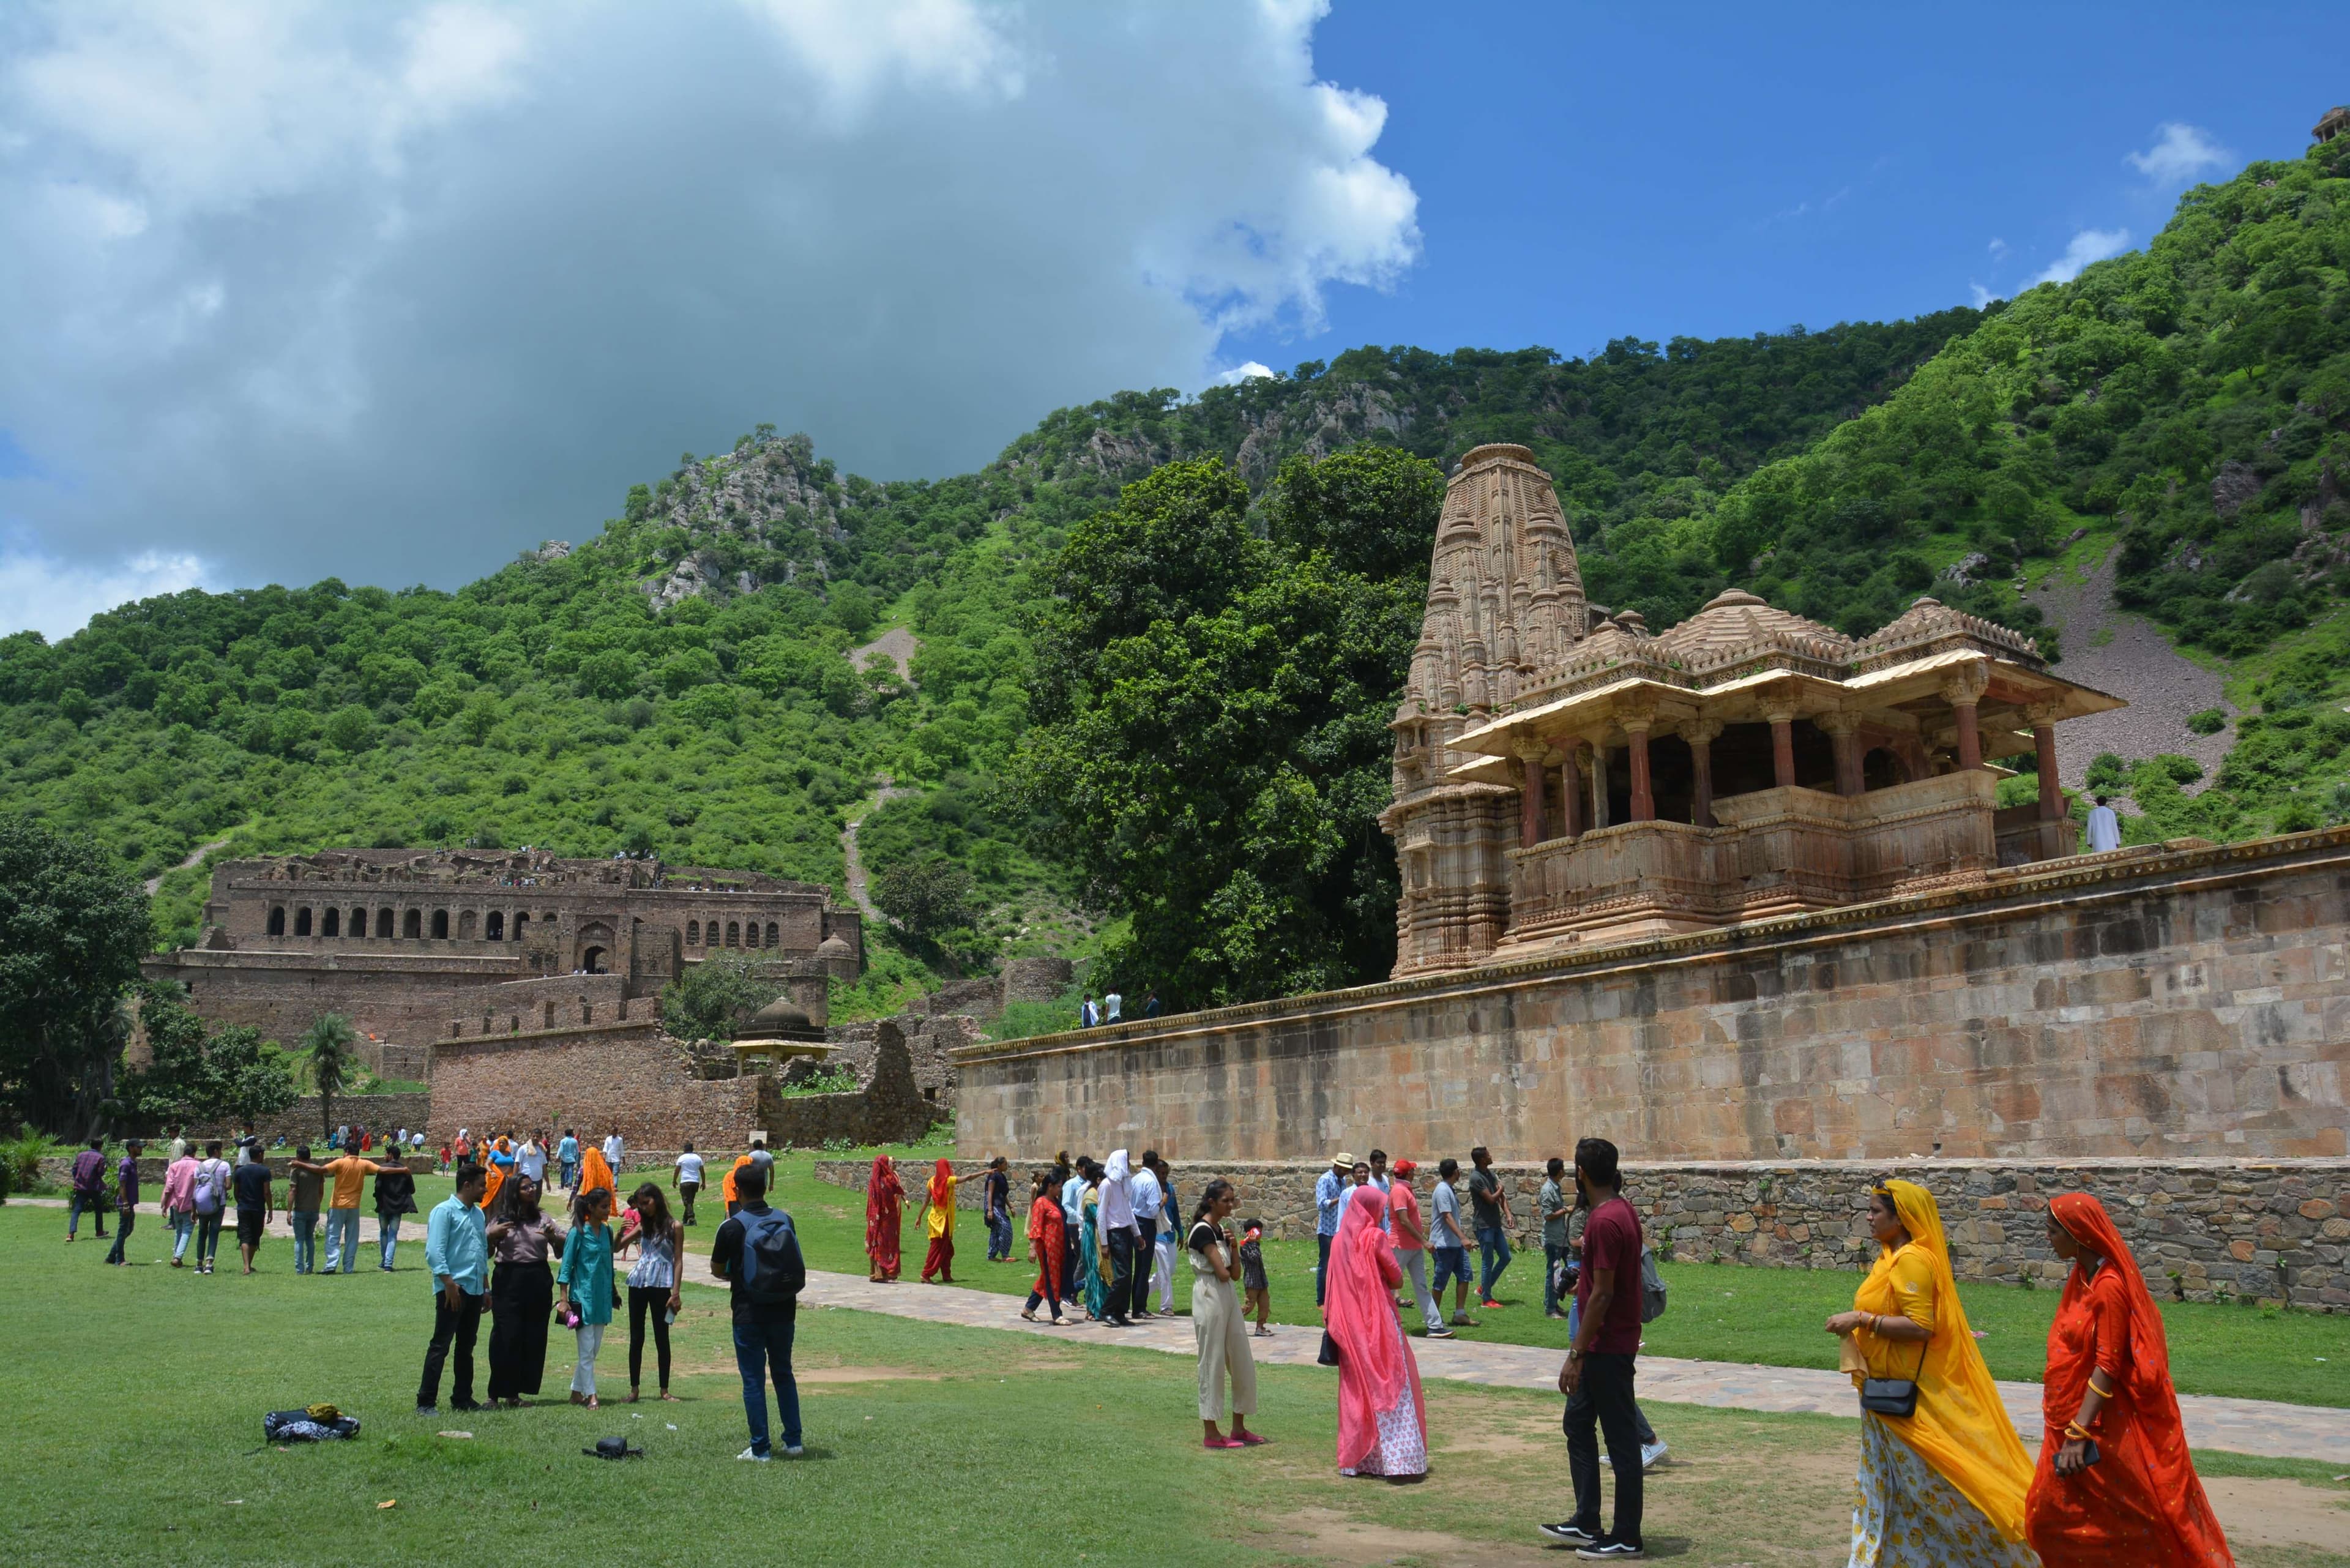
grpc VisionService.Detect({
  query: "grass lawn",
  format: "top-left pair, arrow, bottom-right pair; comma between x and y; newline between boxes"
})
742,1150 -> 2350,1410
9,1203 -> 2343,1568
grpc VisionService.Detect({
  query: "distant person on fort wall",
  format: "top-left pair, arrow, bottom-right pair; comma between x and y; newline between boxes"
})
1325,1184 -> 1427,1481
374,1146 -> 417,1271
2086,794 -> 2123,855
484,1173 -> 565,1408
1829,1179 -> 2036,1568
1142,989 -> 1161,1018
864,1154 -> 905,1282
1081,993 -> 1100,1028
917,1158 -> 960,1284
556,1129 -> 580,1192
674,1141 -> 706,1226
1022,1169 -> 1070,1324
2024,1194 -> 2234,1568
1103,988 -> 1123,1023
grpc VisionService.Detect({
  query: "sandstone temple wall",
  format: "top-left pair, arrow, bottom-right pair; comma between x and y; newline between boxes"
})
428,1019 -> 765,1151
957,829 -> 2350,1167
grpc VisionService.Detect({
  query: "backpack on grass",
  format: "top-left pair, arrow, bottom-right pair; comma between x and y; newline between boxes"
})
736,1208 -> 805,1308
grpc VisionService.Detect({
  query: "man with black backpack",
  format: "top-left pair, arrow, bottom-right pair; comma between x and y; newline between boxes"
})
710,1162 -> 805,1460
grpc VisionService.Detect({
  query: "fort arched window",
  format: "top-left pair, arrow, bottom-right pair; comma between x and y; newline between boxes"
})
726,920 -> 740,947
404,908 -> 422,938
687,920 -> 700,946
349,907 -> 367,938
515,912 -> 531,939
765,922 -> 778,948
267,906 -> 286,936
321,908 -> 340,938
431,909 -> 450,939
458,909 -> 478,939
582,945 -> 606,974
295,906 -> 313,936
376,907 -> 393,937
486,911 -> 505,941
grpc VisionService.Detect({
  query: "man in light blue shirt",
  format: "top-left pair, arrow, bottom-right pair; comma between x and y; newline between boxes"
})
1314,1152 -> 1350,1307
1128,1152 -> 1163,1319
1061,1157 -> 1089,1315
418,1164 -> 489,1414
556,1129 -> 581,1193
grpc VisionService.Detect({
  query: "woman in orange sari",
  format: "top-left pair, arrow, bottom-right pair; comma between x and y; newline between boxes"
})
2026,1193 -> 2234,1567
578,1146 -> 615,1204
917,1158 -> 958,1284
865,1154 -> 905,1282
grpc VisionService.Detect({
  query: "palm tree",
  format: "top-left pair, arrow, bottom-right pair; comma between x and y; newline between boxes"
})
303,1014 -> 358,1140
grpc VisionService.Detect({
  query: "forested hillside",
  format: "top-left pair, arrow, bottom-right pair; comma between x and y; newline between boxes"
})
6,131 -> 2345,1012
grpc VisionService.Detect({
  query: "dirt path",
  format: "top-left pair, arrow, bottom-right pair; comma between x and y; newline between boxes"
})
144,832 -> 236,895
846,625 -> 919,683
839,780 -> 916,925
2031,549 -> 2234,791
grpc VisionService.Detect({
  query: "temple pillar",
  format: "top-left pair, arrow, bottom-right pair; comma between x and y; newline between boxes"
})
1559,748 -> 1583,840
1942,664 -> 1988,772
1767,709 -> 1797,789
1587,738 -> 1611,829
1819,712 -> 1863,797
1685,720 -> 1721,827
1515,742 -> 1548,848
1625,719 -> 1656,822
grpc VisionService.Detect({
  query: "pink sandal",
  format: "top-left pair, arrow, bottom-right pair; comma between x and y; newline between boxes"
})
1203,1435 -> 1244,1450
1236,1432 -> 1272,1446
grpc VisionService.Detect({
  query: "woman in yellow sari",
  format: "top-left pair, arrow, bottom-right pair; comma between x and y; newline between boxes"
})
1826,1179 -> 2036,1568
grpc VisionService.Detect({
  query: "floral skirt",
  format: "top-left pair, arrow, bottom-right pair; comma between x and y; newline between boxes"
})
1850,1415 -> 2037,1568
1339,1319 -> 1428,1479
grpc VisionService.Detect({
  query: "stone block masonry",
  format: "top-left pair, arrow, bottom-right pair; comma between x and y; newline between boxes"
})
957,829 -> 2350,1165
430,1019 -> 766,1152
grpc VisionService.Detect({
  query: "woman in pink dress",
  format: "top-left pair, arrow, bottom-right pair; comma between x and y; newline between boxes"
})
1323,1183 -> 1428,1480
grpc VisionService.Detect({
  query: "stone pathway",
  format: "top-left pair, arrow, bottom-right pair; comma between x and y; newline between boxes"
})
39,1198 -> 2346,1464
144,831 -> 239,895
838,779 -> 916,925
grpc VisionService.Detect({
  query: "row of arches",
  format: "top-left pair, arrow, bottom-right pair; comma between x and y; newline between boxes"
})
686,918 -> 781,950
268,904 -> 558,943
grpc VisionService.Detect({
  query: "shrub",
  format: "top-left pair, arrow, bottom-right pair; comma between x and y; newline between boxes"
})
2185,707 -> 2228,736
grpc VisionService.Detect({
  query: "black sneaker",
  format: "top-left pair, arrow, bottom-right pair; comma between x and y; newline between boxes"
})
1575,1538 -> 1643,1559
1537,1521 -> 1598,1545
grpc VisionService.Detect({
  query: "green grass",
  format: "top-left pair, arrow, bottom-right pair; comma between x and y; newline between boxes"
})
10,1203 -> 2340,1568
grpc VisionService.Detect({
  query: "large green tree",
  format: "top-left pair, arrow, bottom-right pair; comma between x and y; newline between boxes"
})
0,815 -> 153,1135
117,982 -> 297,1132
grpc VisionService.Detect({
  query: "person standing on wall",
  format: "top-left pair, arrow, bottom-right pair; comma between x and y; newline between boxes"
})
1128,1149 -> 1163,1319
1081,994 -> 1100,1028
1467,1146 -> 1515,1309
374,1145 -> 417,1271
103,1139 -> 144,1266
556,1129 -> 581,1193
2085,794 -> 2123,855
1097,1150 -> 1140,1327
981,1156 -> 1012,1264
419,1162 -> 490,1416
1314,1153 -> 1349,1310
1387,1160 -> 1453,1339
674,1141 -> 706,1226
231,1143 -> 275,1275
1103,987 -> 1123,1023
711,1161 -> 807,1460
1540,1137 -> 1646,1559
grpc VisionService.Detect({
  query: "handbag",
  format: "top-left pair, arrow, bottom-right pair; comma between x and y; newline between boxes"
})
1317,1329 -> 1341,1367
1858,1335 -> 1928,1417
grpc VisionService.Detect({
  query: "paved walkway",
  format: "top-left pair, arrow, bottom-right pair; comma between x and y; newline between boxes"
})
36,1198 -> 2349,1465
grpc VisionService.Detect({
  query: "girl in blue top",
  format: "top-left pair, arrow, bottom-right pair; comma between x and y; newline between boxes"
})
558,1187 -> 616,1408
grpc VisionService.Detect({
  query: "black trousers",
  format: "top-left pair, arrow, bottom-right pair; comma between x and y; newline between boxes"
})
486,1261 -> 553,1399
1103,1228 -> 1135,1323
419,1290 -> 484,1409
678,1182 -> 700,1224
1130,1217 -> 1158,1315
1565,1352 -> 1643,1545
628,1285 -> 674,1391
1316,1233 -> 1332,1305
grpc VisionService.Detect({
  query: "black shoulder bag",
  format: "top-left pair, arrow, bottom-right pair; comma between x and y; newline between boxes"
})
1858,1334 -> 1927,1417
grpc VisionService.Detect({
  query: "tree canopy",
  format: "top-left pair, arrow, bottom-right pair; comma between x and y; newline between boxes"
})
0,815 -> 152,1134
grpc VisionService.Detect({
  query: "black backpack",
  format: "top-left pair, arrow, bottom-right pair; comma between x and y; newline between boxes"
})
736,1207 -> 804,1307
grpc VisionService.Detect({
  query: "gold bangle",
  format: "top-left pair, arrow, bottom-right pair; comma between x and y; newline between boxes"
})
2064,1421 -> 2092,1441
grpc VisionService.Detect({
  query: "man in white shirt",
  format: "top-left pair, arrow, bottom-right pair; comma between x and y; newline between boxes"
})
1128,1151 -> 1164,1319
517,1134 -> 546,1183
602,1129 -> 625,1171
1103,989 -> 1123,1023
2086,793 -> 2122,854
1097,1150 -> 1140,1326
674,1141 -> 707,1225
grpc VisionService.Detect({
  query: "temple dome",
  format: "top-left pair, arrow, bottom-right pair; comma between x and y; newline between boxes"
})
816,933 -> 855,959
742,994 -> 819,1039
1657,588 -> 1852,665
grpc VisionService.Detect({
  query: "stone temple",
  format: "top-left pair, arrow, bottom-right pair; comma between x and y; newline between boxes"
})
1381,443 -> 2120,973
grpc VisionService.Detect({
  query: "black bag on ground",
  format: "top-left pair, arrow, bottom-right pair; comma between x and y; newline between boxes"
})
264,1409 -> 361,1442
584,1436 -> 643,1460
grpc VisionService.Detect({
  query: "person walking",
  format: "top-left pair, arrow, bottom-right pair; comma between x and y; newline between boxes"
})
557,1187 -> 617,1409
163,1142 -> 199,1268
1021,1169 -> 1071,1324
1387,1160 -> 1453,1338
375,1146 -> 417,1269
285,1144 -> 325,1275
517,1132 -> 546,1184
66,1138 -> 109,1242
1324,1184 -> 1427,1480
981,1157 -> 1012,1263
190,1140 -> 231,1274
419,1163 -> 490,1415
1540,1157 -> 1573,1320
1128,1149 -> 1163,1318
1103,988 -> 1123,1023
2024,1193 -> 2234,1567
1468,1145 -> 1513,1309
1827,1179 -> 2035,1568
231,1145 -> 275,1275
1541,1138 -> 1649,1558
1150,1154 -> 1181,1313
1059,1154 -> 1086,1309
674,1141 -> 706,1226
916,1158 -> 958,1284
556,1129 -> 581,1193
711,1161 -> 806,1460
103,1139 -> 144,1265
484,1174 -> 565,1407
1097,1149 -> 1139,1326
1187,1178 -> 1264,1449
1430,1158 -> 1477,1328
864,1154 -> 905,1282
578,1142 -> 616,1204
2085,794 -> 2123,854
618,1182 -> 683,1404
289,1143 -> 382,1274
602,1128 -> 625,1173
1314,1152 -> 1349,1309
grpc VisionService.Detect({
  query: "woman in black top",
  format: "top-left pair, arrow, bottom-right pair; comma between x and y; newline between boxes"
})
1187,1179 -> 1264,1449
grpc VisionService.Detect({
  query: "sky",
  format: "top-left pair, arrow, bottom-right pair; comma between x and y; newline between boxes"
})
2,1 -> 2347,639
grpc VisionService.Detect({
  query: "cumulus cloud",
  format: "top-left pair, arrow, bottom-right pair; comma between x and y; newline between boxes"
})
2029,227 -> 2132,286
1216,360 -> 1276,385
2125,122 -> 2231,186
0,0 -> 1420,632
0,543 -> 213,640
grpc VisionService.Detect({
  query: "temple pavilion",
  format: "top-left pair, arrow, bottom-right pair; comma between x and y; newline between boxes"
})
1379,444 -> 2124,977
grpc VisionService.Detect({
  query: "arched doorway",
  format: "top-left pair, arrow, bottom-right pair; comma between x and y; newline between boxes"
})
581,946 -> 606,974
267,906 -> 286,936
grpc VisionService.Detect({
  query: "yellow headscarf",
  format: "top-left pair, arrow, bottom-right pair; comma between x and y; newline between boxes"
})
1852,1179 -> 2032,1542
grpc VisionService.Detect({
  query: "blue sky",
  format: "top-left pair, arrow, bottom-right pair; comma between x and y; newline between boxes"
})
2,1 -> 2346,636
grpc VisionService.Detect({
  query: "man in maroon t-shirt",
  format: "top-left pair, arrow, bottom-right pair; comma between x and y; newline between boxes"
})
1540,1137 -> 1645,1558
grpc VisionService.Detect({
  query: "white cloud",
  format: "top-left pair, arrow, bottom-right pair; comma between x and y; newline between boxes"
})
2029,227 -> 2132,286
0,544 -> 213,640
1986,237 -> 2009,261
1969,282 -> 1993,308
2125,122 -> 2231,186
1216,360 -> 1275,385
0,0 -> 1420,622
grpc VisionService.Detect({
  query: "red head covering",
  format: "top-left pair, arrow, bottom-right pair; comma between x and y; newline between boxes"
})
1323,1183 -> 1423,1469
927,1158 -> 955,1206
2043,1194 -> 2234,1566
865,1154 -> 905,1275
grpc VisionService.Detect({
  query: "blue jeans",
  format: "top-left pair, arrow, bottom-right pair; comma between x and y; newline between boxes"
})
1475,1225 -> 1513,1299
1316,1233 -> 1335,1305
378,1214 -> 401,1269
291,1211 -> 319,1273
326,1209 -> 362,1272
195,1210 -> 224,1264
105,1209 -> 135,1263
171,1211 -> 195,1262
986,1209 -> 1014,1261
1430,1244 -> 1471,1296
733,1308 -> 802,1455
67,1190 -> 108,1237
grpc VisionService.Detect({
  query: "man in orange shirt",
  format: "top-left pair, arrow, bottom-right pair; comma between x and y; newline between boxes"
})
289,1146 -> 382,1274
721,1138 -> 773,1219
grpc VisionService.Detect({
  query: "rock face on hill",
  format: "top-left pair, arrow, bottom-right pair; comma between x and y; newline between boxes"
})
633,431 -> 849,608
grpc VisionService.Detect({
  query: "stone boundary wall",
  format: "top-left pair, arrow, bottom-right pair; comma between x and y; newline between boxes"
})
957,829 -> 2350,1165
812,1156 -> 2350,1310
428,1019 -> 764,1152
188,1092 -> 436,1148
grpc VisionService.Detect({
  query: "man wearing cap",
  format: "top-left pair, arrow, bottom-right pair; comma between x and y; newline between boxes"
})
1314,1153 -> 1350,1309
103,1139 -> 144,1265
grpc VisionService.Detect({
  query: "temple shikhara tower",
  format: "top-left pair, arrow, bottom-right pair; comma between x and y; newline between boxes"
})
1379,444 -> 2124,976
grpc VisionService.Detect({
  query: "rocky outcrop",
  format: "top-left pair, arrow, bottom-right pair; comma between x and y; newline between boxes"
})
1231,385 -> 1414,485
634,433 -> 845,608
